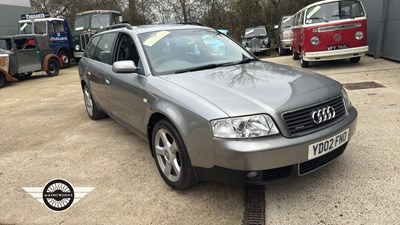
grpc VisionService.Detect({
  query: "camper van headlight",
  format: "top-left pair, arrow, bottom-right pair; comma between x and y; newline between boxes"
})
311,36 -> 320,45
75,45 -> 80,51
355,31 -> 364,40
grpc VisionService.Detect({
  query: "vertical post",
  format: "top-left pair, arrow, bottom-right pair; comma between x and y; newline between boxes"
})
374,0 -> 388,59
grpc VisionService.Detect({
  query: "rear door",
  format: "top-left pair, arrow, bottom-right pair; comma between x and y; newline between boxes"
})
83,32 -> 117,114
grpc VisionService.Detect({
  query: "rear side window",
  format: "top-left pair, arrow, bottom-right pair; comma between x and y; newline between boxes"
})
93,32 -> 117,64
84,35 -> 101,58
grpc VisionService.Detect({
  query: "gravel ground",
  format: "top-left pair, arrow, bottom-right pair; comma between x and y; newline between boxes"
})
0,56 -> 399,225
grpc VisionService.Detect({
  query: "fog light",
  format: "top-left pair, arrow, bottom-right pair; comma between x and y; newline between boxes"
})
246,171 -> 258,179
355,31 -> 364,40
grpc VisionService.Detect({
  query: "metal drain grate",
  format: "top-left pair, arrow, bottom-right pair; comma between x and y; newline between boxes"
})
243,185 -> 265,225
343,81 -> 385,90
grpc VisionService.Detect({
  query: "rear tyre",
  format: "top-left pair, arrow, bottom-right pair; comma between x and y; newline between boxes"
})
58,51 -> 70,68
300,57 -> 309,68
349,56 -> 361,63
292,50 -> 300,60
46,58 -> 60,76
278,45 -> 286,56
83,85 -> 107,120
152,119 -> 197,190
0,72 -> 5,88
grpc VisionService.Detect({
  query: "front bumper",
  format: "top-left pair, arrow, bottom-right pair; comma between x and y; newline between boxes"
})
199,107 -> 357,184
246,47 -> 270,53
304,46 -> 369,62
280,39 -> 292,49
73,51 -> 84,59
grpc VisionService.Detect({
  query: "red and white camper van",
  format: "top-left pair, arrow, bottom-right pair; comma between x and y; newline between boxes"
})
291,0 -> 368,67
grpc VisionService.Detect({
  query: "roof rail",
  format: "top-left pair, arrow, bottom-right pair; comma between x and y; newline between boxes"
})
178,21 -> 205,26
96,23 -> 132,34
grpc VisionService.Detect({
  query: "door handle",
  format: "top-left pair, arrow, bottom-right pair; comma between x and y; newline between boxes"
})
105,77 -> 111,85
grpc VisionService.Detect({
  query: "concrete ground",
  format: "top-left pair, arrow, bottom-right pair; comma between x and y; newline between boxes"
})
0,56 -> 399,225
263,56 -> 400,225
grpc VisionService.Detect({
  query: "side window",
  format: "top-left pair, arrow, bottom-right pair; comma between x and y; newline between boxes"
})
54,21 -> 65,33
93,32 -> 117,64
34,21 -> 46,34
84,35 -> 101,58
299,11 -> 305,25
115,33 -> 140,66
14,38 -> 36,50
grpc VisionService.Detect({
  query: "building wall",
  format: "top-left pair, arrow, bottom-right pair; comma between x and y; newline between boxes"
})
0,0 -> 31,36
362,0 -> 400,61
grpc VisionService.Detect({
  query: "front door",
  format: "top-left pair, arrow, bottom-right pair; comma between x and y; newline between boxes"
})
105,33 -> 146,133
13,37 -> 40,73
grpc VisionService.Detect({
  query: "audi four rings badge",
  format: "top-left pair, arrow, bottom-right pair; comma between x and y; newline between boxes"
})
311,106 -> 336,124
22,179 -> 94,212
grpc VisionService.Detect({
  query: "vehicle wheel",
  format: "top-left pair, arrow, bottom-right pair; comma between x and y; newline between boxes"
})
300,57 -> 309,68
16,72 -> 33,81
152,119 -> 197,190
58,51 -> 70,68
278,45 -> 286,56
349,56 -> 361,63
292,50 -> 300,60
83,85 -> 107,120
46,58 -> 60,76
0,72 -> 5,88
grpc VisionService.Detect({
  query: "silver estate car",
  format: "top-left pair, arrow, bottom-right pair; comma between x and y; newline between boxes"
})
78,24 -> 357,190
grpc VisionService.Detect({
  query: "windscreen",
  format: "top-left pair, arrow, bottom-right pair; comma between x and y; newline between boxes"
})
139,29 -> 255,75
305,0 -> 365,24
75,14 -> 90,31
244,28 -> 267,38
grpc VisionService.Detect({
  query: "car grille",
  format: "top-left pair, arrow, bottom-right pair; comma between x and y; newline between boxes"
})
80,33 -> 94,51
282,96 -> 346,136
261,166 -> 292,181
299,143 -> 347,175
250,38 -> 261,48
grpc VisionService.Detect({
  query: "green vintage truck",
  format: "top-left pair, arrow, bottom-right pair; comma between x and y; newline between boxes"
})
0,34 -> 61,88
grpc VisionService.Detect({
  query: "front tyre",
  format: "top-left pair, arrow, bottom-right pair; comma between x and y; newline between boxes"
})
349,56 -> 361,63
0,72 -> 5,88
152,120 -> 197,190
300,57 -> 309,68
82,85 -> 107,120
46,58 -> 60,76
292,50 -> 300,60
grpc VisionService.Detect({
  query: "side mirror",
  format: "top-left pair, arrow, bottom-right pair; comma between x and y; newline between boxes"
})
112,60 -> 137,73
274,25 -> 279,29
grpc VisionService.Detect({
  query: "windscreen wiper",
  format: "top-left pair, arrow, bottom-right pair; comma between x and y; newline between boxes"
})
174,64 -> 222,74
222,58 -> 257,66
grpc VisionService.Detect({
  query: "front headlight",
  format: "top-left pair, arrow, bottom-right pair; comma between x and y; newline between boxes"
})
311,36 -> 320,45
355,31 -> 364,40
342,88 -> 352,109
242,41 -> 247,46
211,114 -> 279,138
75,44 -> 80,51
263,39 -> 269,45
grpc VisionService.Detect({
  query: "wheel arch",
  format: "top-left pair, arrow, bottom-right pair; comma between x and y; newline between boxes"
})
144,102 -> 216,169
43,54 -> 61,71
0,68 -> 17,82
